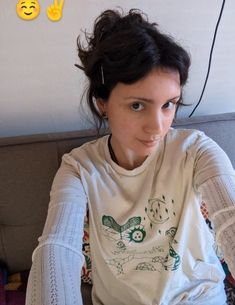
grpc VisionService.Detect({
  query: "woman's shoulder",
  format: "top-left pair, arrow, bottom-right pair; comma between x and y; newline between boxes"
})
167,128 -> 231,165
166,127 -> 220,157
168,127 -> 206,144
72,134 -> 108,153
62,134 -> 109,165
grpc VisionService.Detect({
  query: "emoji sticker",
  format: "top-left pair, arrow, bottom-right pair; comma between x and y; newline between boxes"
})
16,0 -> 40,20
47,0 -> 64,22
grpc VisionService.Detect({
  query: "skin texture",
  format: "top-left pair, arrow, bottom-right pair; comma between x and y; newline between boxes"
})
97,68 -> 181,170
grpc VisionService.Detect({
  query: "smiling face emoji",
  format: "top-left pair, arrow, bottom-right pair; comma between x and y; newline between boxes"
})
16,0 -> 40,20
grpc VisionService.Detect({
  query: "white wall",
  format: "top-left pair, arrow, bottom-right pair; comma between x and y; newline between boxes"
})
0,0 -> 234,137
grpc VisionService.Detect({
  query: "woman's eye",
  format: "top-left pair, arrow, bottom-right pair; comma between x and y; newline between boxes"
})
162,101 -> 176,110
130,102 -> 144,111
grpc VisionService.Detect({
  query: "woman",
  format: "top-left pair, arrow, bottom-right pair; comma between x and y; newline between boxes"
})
26,9 -> 235,305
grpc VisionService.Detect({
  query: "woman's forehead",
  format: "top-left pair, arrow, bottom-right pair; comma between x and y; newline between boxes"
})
110,69 -> 181,99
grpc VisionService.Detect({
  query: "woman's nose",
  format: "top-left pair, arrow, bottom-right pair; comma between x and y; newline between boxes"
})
143,111 -> 164,134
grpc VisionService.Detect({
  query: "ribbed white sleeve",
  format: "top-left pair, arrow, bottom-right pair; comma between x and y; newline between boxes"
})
198,175 -> 235,278
26,153 -> 87,305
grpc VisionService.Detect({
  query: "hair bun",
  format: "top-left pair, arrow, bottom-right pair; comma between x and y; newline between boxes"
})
92,9 -> 121,47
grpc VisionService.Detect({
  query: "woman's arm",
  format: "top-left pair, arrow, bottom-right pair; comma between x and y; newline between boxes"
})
198,175 -> 235,278
26,153 -> 87,305
193,133 -> 235,278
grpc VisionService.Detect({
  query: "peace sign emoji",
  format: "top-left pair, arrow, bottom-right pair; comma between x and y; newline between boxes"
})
47,0 -> 64,21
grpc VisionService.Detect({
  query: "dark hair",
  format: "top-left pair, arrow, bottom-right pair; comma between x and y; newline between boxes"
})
76,8 -> 191,132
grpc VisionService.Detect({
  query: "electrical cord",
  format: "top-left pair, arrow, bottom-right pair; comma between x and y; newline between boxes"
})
188,0 -> 226,117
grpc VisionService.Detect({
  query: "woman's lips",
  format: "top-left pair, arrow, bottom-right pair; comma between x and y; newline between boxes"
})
139,139 -> 160,147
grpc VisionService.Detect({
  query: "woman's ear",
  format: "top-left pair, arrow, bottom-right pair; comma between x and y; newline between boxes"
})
96,98 -> 107,115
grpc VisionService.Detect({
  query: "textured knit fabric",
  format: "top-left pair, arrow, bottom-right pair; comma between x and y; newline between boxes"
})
26,128 -> 235,305
199,175 -> 235,278
26,158 -> 87,305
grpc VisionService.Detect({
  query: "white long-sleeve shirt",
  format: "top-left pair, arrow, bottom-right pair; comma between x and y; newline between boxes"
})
26,128 -> 235,305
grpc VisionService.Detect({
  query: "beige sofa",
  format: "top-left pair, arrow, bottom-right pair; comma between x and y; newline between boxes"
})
0,112 -> 234,304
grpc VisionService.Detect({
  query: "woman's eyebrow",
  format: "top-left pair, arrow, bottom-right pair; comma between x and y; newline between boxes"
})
124,95 -> 181,103
124,96 -> 153,103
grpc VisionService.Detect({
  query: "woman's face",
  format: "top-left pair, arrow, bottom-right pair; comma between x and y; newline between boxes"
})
98,68 -> 181,169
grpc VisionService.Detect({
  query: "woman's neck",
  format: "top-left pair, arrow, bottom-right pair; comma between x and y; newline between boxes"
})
108,135 -> 148,170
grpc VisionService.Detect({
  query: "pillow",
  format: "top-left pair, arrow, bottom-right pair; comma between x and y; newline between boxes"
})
0,264 -> 7,305
0,264 -> 29,305
81,209 -> 92,284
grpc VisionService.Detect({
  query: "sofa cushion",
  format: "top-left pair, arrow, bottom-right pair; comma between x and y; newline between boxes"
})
0,142 -> 58,273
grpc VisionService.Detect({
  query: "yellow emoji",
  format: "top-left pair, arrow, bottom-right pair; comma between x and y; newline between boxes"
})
16,0 -> 40,20
47,0 -> 64,22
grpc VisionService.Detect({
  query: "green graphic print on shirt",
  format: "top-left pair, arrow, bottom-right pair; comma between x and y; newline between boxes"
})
101,196 -> 180,275
145,195 -> 176,228
102,215 -> 146,242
